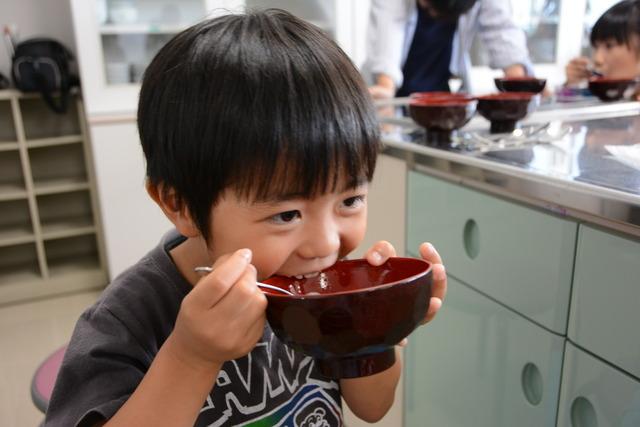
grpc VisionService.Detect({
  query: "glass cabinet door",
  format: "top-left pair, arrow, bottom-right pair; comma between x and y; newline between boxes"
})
97,0 -> 208,86
471,0 -> 560,67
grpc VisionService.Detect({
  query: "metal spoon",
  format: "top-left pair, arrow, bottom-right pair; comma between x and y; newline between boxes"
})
193,266 -> 295,296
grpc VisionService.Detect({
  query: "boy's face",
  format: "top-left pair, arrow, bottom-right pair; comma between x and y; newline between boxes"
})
592,37 -> 640,79
205,182 -> 369,280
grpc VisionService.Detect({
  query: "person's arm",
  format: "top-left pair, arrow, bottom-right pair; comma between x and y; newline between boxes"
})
503,63 -> 527,78
101,249 -> 267,427
340,349 -> 402,422
475,0 -> 533,75
341,241 -> 447,422
366,0 -> 413,98
100,337 -> 222,426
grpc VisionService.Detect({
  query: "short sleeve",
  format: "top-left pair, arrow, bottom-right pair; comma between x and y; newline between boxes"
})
44,303 -> 153,427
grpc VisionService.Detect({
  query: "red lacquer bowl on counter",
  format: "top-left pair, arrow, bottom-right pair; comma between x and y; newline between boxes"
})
408,93 -> 477,145
476,92 -> 536,133
263,258 -> 432,378
495,77 -> 547,94
588,77 -> 637,101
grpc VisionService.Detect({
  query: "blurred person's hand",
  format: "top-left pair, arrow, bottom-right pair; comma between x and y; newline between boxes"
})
368,73 -> 396,100
565,57 -> 592,86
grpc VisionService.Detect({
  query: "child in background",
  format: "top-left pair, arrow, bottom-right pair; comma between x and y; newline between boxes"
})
44,9 -> 447,427
565,0 -> 640,86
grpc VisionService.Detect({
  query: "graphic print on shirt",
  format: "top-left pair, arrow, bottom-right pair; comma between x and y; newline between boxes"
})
199,330 -> 341,426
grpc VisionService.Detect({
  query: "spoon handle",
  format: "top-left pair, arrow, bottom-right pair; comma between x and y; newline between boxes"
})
193,266 -> 294,295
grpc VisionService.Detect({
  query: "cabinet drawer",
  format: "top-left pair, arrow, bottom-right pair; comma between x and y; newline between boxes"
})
568,225 -> 640,378
404,277 -> 565,427
557,342 -> 640,427
407,171 -> 577,333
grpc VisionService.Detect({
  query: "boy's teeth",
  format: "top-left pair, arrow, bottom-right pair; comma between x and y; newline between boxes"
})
292,272 -> 319,279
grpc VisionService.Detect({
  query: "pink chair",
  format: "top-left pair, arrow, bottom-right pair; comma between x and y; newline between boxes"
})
30,344 -> 67,414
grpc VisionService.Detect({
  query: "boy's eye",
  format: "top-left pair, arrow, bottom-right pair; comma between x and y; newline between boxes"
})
342,195 -> 365,208
269,210 -> 301,224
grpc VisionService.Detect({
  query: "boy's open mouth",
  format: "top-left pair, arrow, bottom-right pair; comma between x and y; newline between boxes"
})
289,272 -> 320,280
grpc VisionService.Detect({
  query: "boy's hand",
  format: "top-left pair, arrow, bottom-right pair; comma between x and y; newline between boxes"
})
168,249 -> 267,370
565,56 -> 591,86
364,241 -> 447,324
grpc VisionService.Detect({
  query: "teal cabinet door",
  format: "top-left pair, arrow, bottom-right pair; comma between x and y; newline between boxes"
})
407,171 -> 577,333
568,225 -> 640,379
404,277 -> 565,427
557,342 -> 640,427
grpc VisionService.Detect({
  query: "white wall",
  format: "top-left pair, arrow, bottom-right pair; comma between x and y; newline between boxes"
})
0,0 -> 77,79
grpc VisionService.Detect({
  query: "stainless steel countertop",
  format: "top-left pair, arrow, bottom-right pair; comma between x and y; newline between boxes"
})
378,99 -> 640,238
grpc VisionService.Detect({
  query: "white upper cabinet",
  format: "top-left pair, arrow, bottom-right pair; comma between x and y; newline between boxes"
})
70,0 -> 368,116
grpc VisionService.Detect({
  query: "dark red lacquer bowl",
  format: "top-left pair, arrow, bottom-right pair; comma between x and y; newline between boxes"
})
476,92 -> 535,133
263,258 -> 432,378
588,77 -> 636,101
495,77 -> 547,94
409,95 -> 477,145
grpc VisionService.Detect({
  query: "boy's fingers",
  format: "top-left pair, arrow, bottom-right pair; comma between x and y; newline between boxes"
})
431,264 -> 447,301
422,297 -> 443,324
419,242 -> 443,265
189,248 -> 253,308
365,240 -> 396,266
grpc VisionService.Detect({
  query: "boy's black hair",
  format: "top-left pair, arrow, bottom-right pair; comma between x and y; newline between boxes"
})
138,9 -> 380,241
420,0 -> 478,18
591,0 -> 640,47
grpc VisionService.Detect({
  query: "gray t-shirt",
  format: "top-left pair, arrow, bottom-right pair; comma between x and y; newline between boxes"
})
44,231 -> 342,426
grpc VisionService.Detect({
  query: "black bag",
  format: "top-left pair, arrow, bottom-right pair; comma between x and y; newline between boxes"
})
11,38 -> 79,114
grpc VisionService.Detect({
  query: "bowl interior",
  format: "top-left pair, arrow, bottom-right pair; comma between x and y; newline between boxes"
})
263,257 -> 431,297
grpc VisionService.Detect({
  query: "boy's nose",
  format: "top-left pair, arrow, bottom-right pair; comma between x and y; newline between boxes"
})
592,49 -> 605,68
299,220 -> 341,261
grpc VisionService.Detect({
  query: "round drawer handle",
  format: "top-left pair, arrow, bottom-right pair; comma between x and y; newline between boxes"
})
521,362 -> 543,406
571,396 -> 597,427
463,219 -> 480,259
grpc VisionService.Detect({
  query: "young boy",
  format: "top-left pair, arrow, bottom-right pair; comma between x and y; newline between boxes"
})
45,9 -> 446,426
566,0 -> 640,85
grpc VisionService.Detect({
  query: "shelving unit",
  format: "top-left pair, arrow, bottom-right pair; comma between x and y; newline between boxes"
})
0,89 -> 107,305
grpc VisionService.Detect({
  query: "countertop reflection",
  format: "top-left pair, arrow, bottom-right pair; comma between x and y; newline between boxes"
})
379,100 -> 640,235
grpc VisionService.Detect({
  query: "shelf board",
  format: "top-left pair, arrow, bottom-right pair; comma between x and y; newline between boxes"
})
0,259 -> 107,305
48,255 -> 102,278
33,178 -> 90,196
0,226 -> 35,248
41,217 -> 96,241
0,182 -> 28,202
27,135 -> 83,149
0,141 -> 19,152
100,23 -> 187,34
0,265 -> 42,287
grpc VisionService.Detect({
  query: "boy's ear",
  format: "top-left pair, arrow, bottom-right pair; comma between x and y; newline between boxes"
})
146,181 -> 201,238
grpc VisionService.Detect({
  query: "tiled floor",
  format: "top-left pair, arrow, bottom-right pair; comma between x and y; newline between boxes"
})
0,291 -> 101,427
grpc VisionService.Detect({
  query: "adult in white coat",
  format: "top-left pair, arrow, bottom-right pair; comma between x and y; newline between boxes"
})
364,0 -> 533,97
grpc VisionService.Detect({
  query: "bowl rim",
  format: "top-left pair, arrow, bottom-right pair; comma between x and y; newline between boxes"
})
263,257 -> 432,299
494,76 -> 546,83
409,98 -> 475,107
409,91 -> 471,98
476,92 -> 536,101
588,77 -> 636,84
